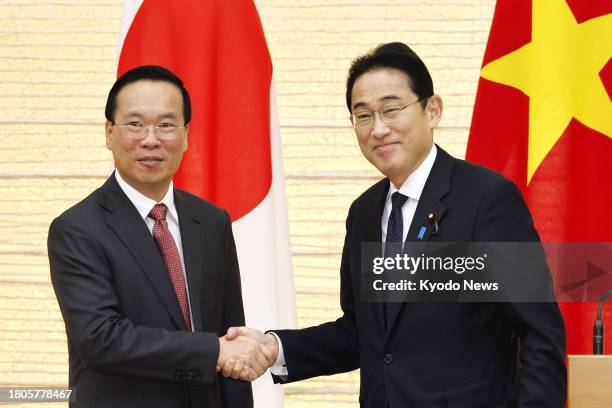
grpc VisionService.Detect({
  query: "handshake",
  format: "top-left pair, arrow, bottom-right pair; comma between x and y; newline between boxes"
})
217,327 -> 279,381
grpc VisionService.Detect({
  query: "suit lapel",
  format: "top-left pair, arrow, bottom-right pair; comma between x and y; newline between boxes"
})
365,179 -> 389,243
405,196 -> 447,244
99,175 -> 187,330
362,180 -> 389,336
174,191 -> 204,332
385,146 -> 453,336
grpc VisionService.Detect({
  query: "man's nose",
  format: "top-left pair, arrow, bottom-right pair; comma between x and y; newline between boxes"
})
140,126 -> 162,146
371,113 -> 391,138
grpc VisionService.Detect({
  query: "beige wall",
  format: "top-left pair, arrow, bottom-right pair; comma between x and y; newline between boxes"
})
0,0 -> 495,406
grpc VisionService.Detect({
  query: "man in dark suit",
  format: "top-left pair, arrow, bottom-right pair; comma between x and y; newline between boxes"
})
222,43 -> 567,407
48,65 -> 273,407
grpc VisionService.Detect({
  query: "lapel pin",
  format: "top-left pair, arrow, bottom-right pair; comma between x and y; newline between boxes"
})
426,211 -> 439,235
417,226 -> 426,240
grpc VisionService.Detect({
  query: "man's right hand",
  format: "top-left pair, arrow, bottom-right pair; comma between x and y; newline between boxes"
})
217,327 -> 278,381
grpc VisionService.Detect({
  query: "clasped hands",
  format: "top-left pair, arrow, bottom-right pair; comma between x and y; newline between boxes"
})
217,327 -> 279,381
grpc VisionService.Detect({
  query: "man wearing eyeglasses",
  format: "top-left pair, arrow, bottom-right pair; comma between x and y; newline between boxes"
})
221,43 -> 567,407
47,65 -> 274,408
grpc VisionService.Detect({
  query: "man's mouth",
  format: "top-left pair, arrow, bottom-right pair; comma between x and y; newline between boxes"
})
138,156 -> 163,162
137,157 -> 163,167
374,142 -> 399,151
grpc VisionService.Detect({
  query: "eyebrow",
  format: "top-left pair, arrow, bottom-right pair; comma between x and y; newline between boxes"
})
352,95 -> 402,111
123,111 -> 179,120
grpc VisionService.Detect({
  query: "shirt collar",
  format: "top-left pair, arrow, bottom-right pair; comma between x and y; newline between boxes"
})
388,144 -> 437,201
114,170 -> 178,223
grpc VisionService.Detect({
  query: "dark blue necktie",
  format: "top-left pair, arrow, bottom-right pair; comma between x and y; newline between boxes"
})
384,192 -> 408,330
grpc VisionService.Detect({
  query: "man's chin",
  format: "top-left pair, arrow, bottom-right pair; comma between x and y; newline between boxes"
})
132,174 -> 169,189
373,161 -> 398,179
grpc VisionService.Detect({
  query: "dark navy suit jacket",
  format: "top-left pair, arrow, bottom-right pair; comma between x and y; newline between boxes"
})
273,146 -> 566,407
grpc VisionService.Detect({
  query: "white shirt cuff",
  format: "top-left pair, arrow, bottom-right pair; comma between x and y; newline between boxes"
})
267,332 -> 288,377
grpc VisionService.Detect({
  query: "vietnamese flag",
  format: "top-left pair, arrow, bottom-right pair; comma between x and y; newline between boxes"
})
467,0 -> 612,355
116,1 -> 297,406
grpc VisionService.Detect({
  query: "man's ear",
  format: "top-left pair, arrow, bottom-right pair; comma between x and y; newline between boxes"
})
426,95 -> 443,128
105,121 -> 113,150
183,124 -> 189,152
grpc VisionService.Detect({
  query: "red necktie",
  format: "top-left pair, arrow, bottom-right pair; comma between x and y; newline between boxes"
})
148,203 -> 192,331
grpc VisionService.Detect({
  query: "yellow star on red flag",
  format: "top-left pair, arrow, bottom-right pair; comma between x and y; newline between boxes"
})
480,0 -> 612,183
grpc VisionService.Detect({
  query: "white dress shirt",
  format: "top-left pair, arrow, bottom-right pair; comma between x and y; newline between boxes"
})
270,145 -> 438,376
381,144 -> 437,243
114,170 -> 195,331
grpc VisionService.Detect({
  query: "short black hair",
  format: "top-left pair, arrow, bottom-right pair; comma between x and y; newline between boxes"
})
346,42 -> 434,112
105,65 -> 191,124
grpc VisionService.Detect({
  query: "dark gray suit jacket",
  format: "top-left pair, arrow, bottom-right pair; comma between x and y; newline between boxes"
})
48,174 -> 252,408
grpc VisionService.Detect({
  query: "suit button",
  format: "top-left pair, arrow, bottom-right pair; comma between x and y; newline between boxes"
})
384,354 -> 393,364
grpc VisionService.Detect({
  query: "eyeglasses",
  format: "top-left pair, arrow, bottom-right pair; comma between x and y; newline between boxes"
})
350,98 -> 426,129
115,122 -> 187,141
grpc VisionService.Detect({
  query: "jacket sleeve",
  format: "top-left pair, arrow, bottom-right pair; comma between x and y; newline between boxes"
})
48,215 -> 220,385
474,177 -> 567,408
271,203 -> 360,383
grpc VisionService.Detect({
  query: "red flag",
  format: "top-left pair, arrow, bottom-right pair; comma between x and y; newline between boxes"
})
467,0 -> 612,355
117,1 -> 296,405
118,1 -> 271,220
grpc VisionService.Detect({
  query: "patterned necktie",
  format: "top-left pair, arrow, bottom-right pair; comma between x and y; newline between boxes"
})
148,203 -> 192,331
384,192 -> 408,330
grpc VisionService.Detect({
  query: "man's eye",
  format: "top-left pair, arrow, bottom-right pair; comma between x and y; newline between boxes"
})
126,122 -> 144,128
158,123 -> 175,129
382,107 -> 402,116
355,113 -> 372,121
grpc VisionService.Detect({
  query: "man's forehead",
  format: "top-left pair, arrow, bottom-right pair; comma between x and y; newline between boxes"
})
115,80 -> 183,108
351,69 -> 414,109
120,77 -> 179,91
